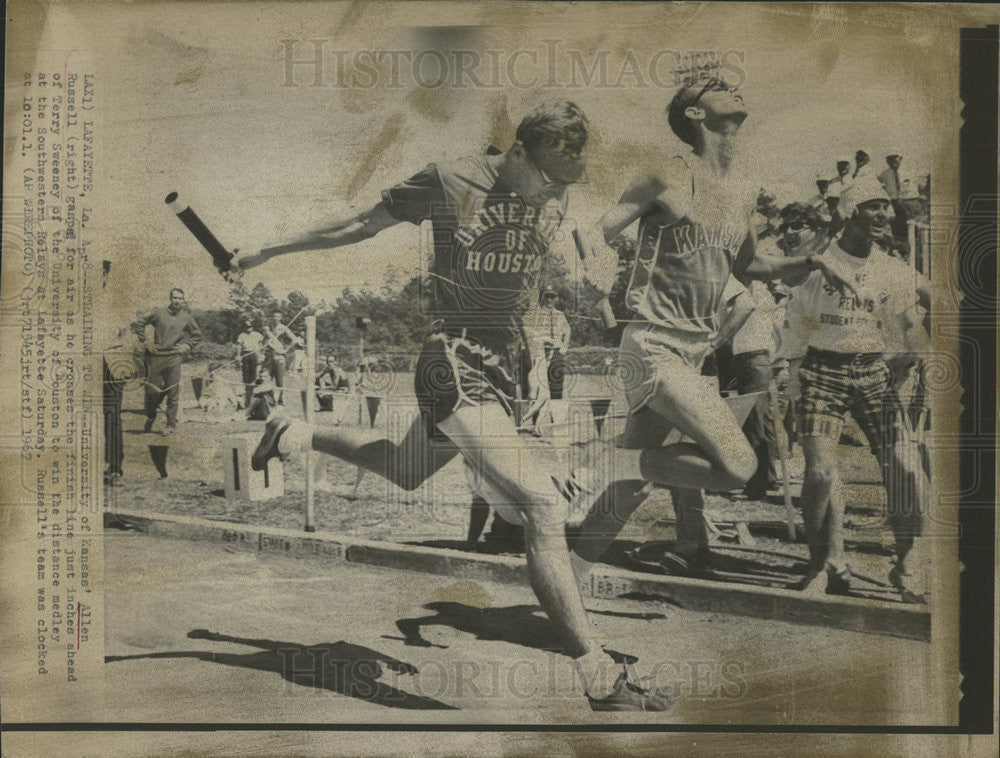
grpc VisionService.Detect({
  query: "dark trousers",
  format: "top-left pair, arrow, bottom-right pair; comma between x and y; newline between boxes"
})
266,352 -> 286,402
240,353 -> 259,408
723,349 -> 773,493
103,360 -> 124,476
145,354 -> 183,427
547,350 -> 566,400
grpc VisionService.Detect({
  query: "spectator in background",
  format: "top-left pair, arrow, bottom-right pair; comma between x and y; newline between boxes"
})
316,356 -> 351,412
831,156 -> 853,195
826,156 -> 854,225
262,313 -> 302,405
287,345 -> 306,375
879,152 -> 925,252
774,203 -> 832,262
135,288 -> 202,434
541,288 -> 571,407
853,148 -> 874,179
808,175 -> 835,226
235,317 -> 263,409
523,287 -> 571,436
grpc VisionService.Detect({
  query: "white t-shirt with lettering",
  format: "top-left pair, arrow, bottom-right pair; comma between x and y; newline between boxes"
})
781,239 -> 921,357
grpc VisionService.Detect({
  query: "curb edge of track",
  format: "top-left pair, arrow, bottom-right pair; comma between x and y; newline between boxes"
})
105,509 -> 931,643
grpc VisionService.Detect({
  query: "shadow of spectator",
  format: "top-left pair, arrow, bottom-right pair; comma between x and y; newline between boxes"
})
105,629 -> 456,710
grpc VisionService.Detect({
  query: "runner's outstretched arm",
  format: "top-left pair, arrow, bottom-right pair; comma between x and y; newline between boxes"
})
233,201 -> 401,270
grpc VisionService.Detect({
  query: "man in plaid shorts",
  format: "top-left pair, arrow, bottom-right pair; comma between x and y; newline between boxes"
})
782,173 -> 930,602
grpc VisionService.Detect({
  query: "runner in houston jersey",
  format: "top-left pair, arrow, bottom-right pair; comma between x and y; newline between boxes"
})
382,155 -> 564,351
235,102 -> 674,712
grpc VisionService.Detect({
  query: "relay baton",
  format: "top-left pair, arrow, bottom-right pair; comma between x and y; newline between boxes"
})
165,192 -> 234,274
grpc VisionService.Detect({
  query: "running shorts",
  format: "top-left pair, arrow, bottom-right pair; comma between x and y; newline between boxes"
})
414,328 -> 517,439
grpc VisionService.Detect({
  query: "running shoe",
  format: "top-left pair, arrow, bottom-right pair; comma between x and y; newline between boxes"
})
588,666 -> 674,712
251,414 -> 310,471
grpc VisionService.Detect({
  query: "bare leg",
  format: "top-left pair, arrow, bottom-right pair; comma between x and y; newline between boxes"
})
571,366 -> 754,568
800,435 -> 844,574
311,414 -> 459,491
571,479 -> 650,563
616,373 -> 757,492
671,487 -> 708,555
437,404 -> 599,658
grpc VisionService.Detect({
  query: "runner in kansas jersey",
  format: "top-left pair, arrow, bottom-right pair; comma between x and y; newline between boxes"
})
626,154 -> 756,337
571,74 -> 860,577
234,102 -> 672,712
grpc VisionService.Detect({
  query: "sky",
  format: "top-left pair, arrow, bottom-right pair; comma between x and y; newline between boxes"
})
17,1 -> 958,314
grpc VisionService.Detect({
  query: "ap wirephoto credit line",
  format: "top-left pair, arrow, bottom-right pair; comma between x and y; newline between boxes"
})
1,2 -> 997,755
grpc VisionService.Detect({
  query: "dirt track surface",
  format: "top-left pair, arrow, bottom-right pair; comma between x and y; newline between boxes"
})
113,366 -> 909,595
101,531 -> 935,726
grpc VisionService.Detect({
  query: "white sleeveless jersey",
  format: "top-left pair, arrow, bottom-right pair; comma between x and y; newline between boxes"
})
626,156 -> 755,336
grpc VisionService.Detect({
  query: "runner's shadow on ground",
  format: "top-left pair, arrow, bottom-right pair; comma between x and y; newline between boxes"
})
105,630 -> 455,710
387,602 -> 560,651
386,601 -> 665,653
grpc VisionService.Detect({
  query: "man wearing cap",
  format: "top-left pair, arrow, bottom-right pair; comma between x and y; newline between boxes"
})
781,172 -> 930,602
853,148 -> 874,179
879,152 -> 923,248
808,175 -> 837,227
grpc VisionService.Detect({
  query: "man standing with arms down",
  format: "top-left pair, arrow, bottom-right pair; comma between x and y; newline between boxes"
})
781,174 -> 930,601
235,317 -> 263,410
878,151 -> 924,252
262,313 -> 302,406
234,102 -> 671,711
135,288 -> 202,434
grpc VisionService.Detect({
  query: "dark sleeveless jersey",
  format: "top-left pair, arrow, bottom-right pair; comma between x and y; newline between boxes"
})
626,157 -> 754,336
381,155 -> 566,350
